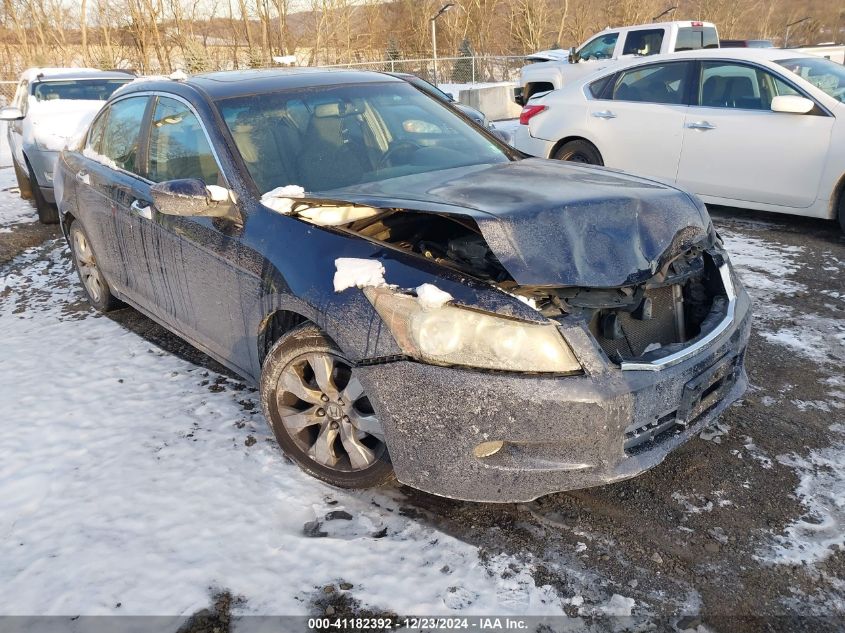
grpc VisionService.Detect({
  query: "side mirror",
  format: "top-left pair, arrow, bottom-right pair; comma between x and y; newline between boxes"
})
446,92 -> 455,101
0,106 -> 24,121
568,47 -> 579,64
150,179 -> 235,218
771,95 -> 815,114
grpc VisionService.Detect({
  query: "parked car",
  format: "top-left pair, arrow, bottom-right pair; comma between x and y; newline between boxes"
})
0,68 -> 133,223
515,21 -> 719,105
56,69 -> 750,502
513,48 -> 845,231
385,72 -> 492,128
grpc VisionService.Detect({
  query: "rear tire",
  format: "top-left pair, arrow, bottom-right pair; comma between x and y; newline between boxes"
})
260,323 -> 395,490
68,219 -> 120,312
26,162 -> 58,224
553,140 -> 603,166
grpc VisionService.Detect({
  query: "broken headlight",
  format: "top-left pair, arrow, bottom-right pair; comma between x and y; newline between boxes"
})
365,288 -> 581,373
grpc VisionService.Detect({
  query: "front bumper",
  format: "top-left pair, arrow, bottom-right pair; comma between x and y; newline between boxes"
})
358,288 -> 751,503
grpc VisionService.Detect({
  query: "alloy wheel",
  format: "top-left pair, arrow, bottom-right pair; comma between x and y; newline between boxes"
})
275,353 -> 386,472
72,228 -> 105,304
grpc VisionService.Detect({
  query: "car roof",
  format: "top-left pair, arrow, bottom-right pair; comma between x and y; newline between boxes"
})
22,68 -> 134,82
621,47 -> 814,66
185,68 -> 405,100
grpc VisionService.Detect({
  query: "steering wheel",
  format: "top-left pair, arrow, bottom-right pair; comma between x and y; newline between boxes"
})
378,140 -> 424,169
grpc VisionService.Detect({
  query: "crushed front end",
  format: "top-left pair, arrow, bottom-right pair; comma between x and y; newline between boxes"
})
317,160 -> 752,502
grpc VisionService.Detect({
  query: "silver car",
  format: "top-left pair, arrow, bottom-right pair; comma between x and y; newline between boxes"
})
0,68 -> 132,223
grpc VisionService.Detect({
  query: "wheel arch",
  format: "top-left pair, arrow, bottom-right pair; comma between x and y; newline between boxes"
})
257,309 -> 312,366
831,170 -> 845,222
549,135 -> 604,164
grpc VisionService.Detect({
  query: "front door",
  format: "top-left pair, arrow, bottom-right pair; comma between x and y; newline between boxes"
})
676,61 -> 835,208
139,96 -> 248,367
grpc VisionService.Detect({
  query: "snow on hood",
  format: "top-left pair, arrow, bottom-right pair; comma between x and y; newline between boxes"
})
26,98 -> 105,152
316,159 -> 714,288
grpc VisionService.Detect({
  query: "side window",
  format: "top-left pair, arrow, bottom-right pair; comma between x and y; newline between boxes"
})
699,62 -> 788,110
588,74 -> 614,99
622,29 -> 665,56
578,33 -> 619,61
148,97 -> 220,185
612,62 -> 690,105
86,111 -> 109,153
676,27 -> 720,52
101,96 -> 149,173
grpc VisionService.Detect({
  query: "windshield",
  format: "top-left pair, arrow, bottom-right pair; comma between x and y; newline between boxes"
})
777,57 -> 845,103
217,82 -> 509,195
31,79 -> 130,102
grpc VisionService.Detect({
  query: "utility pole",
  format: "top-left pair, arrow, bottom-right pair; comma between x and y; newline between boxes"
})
431,3 -> 454,86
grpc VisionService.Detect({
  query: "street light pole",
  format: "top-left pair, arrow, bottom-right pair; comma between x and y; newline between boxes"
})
784,16 -> 810,48
430,3 -> 454,86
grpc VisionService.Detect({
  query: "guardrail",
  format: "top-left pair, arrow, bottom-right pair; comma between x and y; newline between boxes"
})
315,55 -> 525,86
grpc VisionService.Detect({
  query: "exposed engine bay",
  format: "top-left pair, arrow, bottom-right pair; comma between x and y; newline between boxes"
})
344,209 -> 728,364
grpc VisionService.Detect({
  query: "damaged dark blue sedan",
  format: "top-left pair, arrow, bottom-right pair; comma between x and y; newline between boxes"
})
55,69 -> 751,502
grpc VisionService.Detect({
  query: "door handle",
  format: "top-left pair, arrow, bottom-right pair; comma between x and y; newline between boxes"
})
130,200 -> 152,220
75,170 -> 90,185
687,121 -> 716,130
592,110 -> 617,119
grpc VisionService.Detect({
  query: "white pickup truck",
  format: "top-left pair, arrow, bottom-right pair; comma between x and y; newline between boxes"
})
515,21 -> 719,104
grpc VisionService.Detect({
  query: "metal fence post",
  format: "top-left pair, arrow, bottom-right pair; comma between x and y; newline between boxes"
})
471,56 -> 476,84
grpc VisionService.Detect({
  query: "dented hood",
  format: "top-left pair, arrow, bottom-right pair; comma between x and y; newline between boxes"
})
326,158 -> 714,288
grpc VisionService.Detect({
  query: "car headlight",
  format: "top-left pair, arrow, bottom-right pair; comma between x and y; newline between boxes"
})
365,288 -> 581,373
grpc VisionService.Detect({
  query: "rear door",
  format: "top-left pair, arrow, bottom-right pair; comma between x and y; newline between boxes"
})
73,95 -> 152,295
676,61 -> 835,208
586,60 -> 693,183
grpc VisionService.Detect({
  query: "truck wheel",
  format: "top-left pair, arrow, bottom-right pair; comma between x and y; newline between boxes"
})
554,140 -> 603,166
12,159 -> 32,200
27,162 -> 58,224
260,323 -> 395,490
68,219 -> 120,312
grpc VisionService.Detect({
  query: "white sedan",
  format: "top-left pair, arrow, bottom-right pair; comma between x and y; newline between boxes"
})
513,48 -> 845,230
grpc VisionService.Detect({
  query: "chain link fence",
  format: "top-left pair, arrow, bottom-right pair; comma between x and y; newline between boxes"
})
0,81 -> 17,106
316,55 -> 524,86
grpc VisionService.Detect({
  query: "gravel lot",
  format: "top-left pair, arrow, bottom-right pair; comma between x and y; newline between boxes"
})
1,166 -> 844,631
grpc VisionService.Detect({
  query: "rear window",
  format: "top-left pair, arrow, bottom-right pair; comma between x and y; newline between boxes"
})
31,79 -> 130,102
675,27 -> 719,51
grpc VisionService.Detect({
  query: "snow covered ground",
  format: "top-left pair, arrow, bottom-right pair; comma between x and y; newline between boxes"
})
0,238 -> 567,618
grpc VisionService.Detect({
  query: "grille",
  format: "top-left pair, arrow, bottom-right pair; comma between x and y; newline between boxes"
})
596,285 -> 681,361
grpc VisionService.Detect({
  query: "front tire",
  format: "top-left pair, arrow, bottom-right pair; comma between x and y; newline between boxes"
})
27,162 -> 58,224
553,140 -> 603,166
260,323 -> 394,490
68,220 -> 120,312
